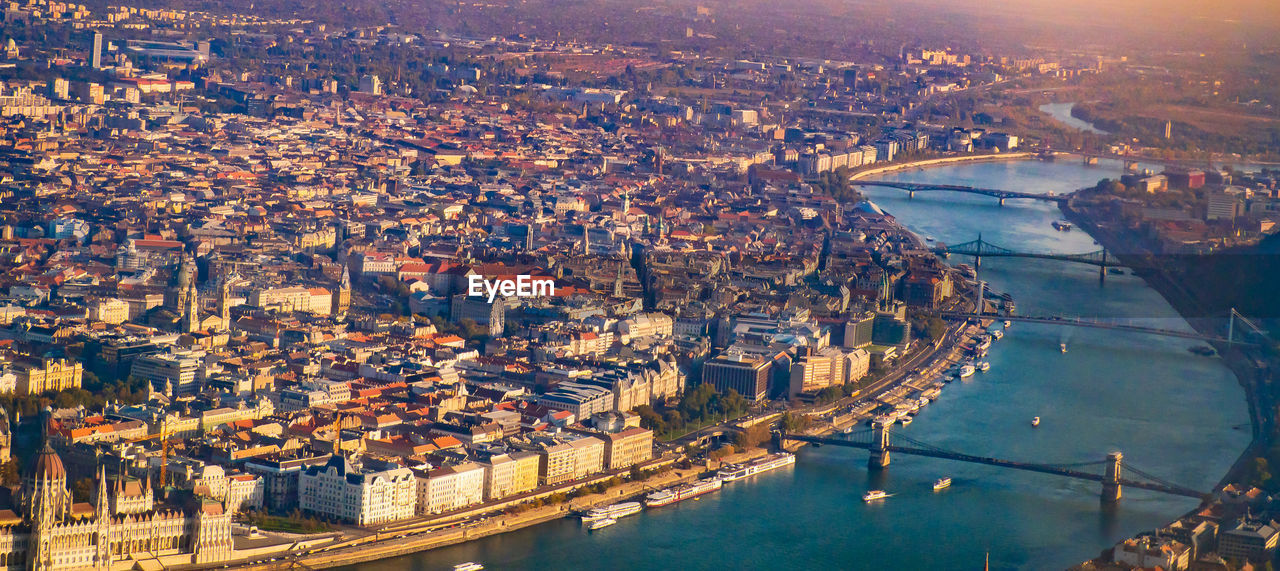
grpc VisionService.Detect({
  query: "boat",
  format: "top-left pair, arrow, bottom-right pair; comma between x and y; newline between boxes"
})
898,415 -> 914,426
1107,268 -> 1124,275
957,364 -> 976,378
975,336 -> 993,351
1060,343 -> 1068,353
453,563 -> 485,571
1052,220 -> 1073,231
990,329 -> 1004,340
1032,416 -> 1041,427
977,362 -> 991,372
717,453 -> 796,482
933,477 -> 952,491
644,478 -> 723,508
863,490 -> 888,502
581,502 -> 643,523
587,517 -> 617,531
1003,320 -> 1012,328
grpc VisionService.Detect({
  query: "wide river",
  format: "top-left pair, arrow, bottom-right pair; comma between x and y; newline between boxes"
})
345,159 -> 1248,570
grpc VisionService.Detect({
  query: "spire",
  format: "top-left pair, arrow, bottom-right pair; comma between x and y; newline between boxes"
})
96,465 -> 109,515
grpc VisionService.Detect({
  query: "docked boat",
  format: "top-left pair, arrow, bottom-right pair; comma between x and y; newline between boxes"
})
898,415 -> 914,426
645,478 -> 723,508
581,502 -> 643,523
1032,416 -> 1041,427
587,517 -> 617,531
977,362 -> 991,372
453,563 -> 485,571
863,490 -> 888,502
1060,343 -> 1068,354
957,364 -> 976,378
990,329 -> 1004,340
933,477 -> 952,491
1052,220 -> 1073,231
975,336 -> 993,351
717,453 -> 796,482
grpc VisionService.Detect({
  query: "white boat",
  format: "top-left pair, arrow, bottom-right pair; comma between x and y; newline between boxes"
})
645,478 -> 723,508
977,362 -> 991,372
957,364 -> 976,378
1032,416 -> 1041,427
587,517 -> 617,531
898,415 -> 914,426
1060,343 -> 1068,353
975,336 -> 993,351
933,477 -> 952,491
991,329 -> 1004,340
863,490 -> 888,502
717,453 -> 796,482
453,563 -> 485,571
581,502 -> 643,523
1003,320 -> 1012,328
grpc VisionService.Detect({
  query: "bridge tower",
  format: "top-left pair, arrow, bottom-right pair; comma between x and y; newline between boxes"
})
1102,451 -> 1123,502
1098,250 -> 1107,285
868,422 -> 891,469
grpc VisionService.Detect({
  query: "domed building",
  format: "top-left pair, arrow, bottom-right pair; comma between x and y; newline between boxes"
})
0,434 -> 233,569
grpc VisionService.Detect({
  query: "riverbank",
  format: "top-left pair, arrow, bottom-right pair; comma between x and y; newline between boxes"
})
848,151 -> 1034,182
195,449 -> 773,571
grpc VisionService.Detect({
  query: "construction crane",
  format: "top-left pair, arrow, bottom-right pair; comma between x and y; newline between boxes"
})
126,430 -> 172,495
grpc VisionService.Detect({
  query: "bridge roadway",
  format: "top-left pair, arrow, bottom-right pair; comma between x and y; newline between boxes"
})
783,433 -> 1205,499
850,180 -> 1070,203
931,311 -> 1248,345
932,238 -> 1119,268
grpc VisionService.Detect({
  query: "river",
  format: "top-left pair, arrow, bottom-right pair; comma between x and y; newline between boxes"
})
1040,102 -> 1110,135
342,159 -> 1248,570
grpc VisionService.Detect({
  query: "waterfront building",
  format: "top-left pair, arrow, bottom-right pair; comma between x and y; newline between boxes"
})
703,351 -> 771,402
0,441 -> 232,569
1112,536 -> 1191,570
474,450 -> 540,501
299,456 -> 417,526
599,427 -> 654,470
1217,517 -> 1280,563
415,462 -> 486,515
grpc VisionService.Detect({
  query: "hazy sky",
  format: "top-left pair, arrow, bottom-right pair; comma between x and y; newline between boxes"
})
939,0 -> 1280,26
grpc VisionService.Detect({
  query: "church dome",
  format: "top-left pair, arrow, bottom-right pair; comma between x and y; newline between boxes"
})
30,443 -> 66,481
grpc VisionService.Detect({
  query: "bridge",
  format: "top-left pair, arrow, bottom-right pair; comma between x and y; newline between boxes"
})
850,180 -> 1071,206
777,426 -> 1206,502
933,236 -> 1119,269
931,308 -> 1259,346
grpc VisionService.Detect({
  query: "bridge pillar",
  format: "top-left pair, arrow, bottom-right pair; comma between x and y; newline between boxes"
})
908,190 -> 915,200
868,423 -> 891,470
998,197 -> 1006,207
772,430 -> 784,450
1102,451 -> 1123,503
1099,264 -> 1106,285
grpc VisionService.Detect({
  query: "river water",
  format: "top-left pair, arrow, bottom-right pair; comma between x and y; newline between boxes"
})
343,159 -> 1248,570
1040,102 -> 1110,135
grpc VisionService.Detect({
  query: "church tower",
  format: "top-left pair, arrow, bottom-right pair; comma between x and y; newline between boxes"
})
217,273 -> 233,331
181,280 -> 199,333
332,264 -> 351,316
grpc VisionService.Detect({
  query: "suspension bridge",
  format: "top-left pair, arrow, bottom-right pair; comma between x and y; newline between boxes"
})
850,181 -> 1072,205
933,236 -> 1120,268
777,425 -> 1206,502
931,307 -> 1261,346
